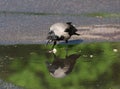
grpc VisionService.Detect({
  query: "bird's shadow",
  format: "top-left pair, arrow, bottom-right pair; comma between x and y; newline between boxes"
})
59,39 -> 83,44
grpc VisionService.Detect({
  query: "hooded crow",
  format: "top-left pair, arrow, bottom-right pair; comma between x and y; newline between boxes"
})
47,22 -> 80,49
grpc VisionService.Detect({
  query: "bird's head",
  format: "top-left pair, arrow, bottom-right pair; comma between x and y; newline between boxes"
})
46,31 -> 58,45
46,62 -> 67,78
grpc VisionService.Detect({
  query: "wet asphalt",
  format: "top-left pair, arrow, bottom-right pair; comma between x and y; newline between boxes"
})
0,0 -> 120,44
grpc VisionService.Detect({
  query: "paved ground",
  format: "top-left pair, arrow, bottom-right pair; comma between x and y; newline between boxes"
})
0,24 -> 119,44
74,24 -> 120,42
0,0 -> 119,44
0,0 -> 119,13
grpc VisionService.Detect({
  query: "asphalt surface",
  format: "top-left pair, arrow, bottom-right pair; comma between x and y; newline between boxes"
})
0,0 -> 120,44
0,0 -> 119,13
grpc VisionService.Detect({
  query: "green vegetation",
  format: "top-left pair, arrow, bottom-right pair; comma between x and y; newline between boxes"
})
0,42 -> 120,89
0,11 -> 120,18
84,12 -> 120,18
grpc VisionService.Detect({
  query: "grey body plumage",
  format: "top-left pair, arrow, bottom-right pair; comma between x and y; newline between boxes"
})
47,22 -> 80,49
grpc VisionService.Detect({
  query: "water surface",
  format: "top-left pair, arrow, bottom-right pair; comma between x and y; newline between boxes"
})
0,43 -> 120,89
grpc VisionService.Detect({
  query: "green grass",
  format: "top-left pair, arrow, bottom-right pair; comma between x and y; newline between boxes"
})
84,12 -> 120,18
0,42 -> 120,89
0,11 -> 120,18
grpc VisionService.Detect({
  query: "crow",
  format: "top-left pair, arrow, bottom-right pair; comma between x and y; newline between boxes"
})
47,22 -> 80,49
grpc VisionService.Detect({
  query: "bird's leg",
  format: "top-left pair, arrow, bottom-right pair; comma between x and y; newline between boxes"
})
53,52 -> 57,60
46,39 -> 53,46
65,40 -> 68,58
52,41 -> 57,50
48,41 -> 57,53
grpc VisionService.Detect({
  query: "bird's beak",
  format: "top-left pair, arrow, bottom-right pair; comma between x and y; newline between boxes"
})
46,39 -> 52,45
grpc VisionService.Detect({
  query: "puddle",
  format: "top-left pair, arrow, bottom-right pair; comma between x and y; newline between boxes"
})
0,42 -> 120,89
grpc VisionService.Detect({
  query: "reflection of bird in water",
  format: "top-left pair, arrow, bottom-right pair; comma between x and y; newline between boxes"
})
46,53 -> 80,78
46,22 -> 80,50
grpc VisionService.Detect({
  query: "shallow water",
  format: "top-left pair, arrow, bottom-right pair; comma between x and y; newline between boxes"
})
0,42 -> 120,89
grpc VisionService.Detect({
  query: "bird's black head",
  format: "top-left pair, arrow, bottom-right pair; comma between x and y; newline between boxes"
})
47,31 -> 56,40
46,62 -> 59,73
46,31 -> 58,44
46,60 -> 66,78
65,22 -> 80,36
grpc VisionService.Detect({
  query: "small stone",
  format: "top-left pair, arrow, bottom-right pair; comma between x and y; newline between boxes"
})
53,48 -> 57,54
113,49 -> 118,52
90,55 -> 93,58
48,48 -> 57,54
